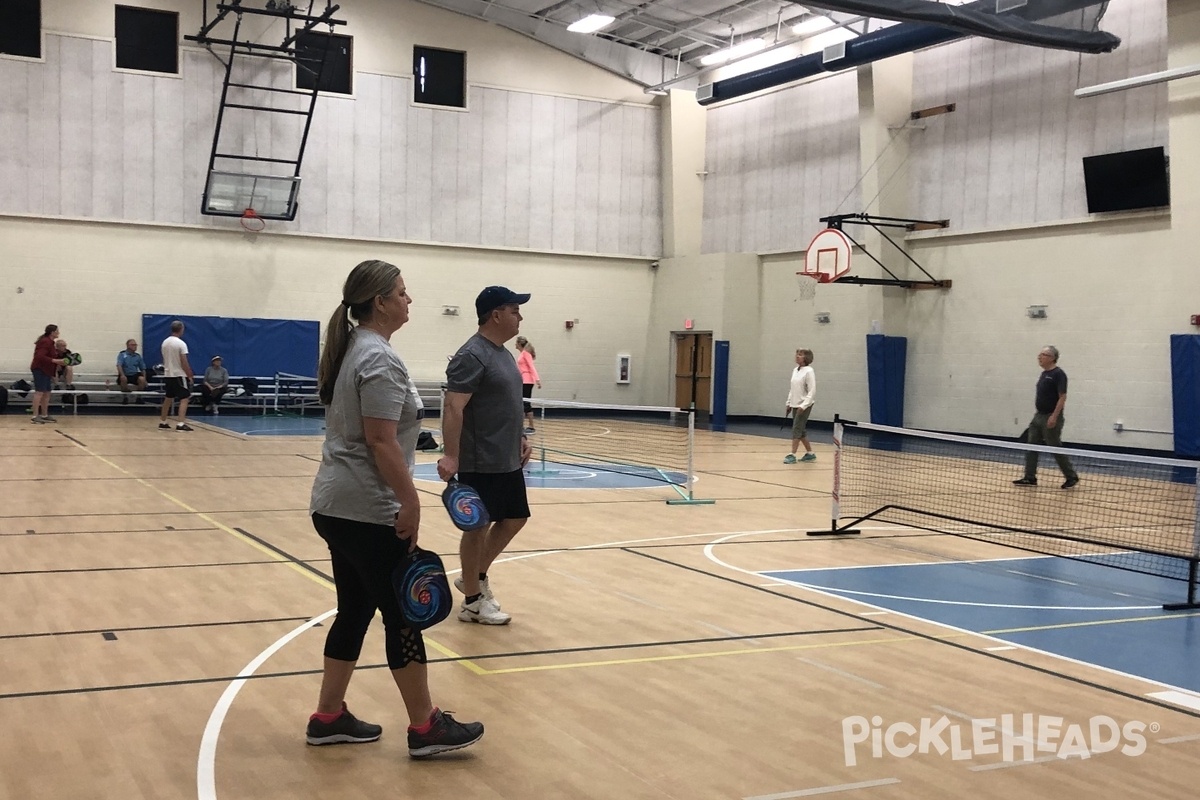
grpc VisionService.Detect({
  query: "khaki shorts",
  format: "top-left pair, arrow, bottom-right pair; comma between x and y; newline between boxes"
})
791,405 -> 813,438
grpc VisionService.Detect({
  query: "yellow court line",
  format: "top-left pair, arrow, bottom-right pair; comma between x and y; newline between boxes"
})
479,634 -> 921,675
986,610 -> 1200,636
66,437 -> 483,674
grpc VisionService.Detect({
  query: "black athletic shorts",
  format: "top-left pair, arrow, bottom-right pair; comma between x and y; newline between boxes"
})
164,377 -> 191,400
457,469 -> 530,523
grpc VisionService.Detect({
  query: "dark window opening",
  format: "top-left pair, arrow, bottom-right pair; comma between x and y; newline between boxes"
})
413,45 -> 466,108
0,0 -> 42,59
296,32 -> 352,95
115,5 -> 179,74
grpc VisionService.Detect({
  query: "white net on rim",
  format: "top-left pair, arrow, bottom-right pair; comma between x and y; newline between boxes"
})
795,272 -> 820,303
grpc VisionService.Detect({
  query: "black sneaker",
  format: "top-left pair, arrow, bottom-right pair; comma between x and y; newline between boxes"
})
305,704 -> 382,746
176,423 -> 194,432
1062,477 -> 1079,489
158,422 -> 171,430
407,709 -> 484,758
1012,478 -> 1037,486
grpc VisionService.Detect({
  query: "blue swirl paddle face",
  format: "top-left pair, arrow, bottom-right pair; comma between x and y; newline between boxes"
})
442,480 -> 490,531
392,548 -> 452,630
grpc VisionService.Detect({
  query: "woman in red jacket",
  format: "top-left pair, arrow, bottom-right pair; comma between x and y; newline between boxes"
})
30,324 -> 66,424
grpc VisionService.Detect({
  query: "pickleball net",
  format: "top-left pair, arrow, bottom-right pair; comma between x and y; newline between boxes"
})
526,398 -> 713,505
809,418 -> 1200,609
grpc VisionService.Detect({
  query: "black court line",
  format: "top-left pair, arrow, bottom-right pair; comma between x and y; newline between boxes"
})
0,508 -> 309,520
621,547 -> 1200,721
233,527 -> 334,584
0,627 -> 882,700
55,431 -> 87,447
0,526 -> 217,537
0,616 -> 317,641
298,454 -> 321,463
0,558 -> 333,576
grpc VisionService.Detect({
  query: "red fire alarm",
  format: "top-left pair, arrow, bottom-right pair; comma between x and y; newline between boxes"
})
565,320 -> 575,330
684,318 -> 694,330
1192,315 -> 1200,326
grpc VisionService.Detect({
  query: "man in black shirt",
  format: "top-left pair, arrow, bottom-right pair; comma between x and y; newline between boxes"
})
1014,346 -> 1079,489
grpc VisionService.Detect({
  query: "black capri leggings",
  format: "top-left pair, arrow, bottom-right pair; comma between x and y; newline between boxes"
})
522,382 -> 533,414
311,512 -> 426,669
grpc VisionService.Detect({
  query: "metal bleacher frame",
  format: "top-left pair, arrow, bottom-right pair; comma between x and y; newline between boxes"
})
3,371 -> 445,421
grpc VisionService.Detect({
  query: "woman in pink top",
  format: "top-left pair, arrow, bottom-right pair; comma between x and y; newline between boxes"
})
515,336 -> 540,433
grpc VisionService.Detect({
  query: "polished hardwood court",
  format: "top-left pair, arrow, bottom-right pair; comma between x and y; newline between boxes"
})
1,414 -> 1197,800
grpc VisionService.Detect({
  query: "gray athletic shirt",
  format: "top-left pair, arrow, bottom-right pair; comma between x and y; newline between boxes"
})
446,332 -> 524,473
310,328 -> 424,525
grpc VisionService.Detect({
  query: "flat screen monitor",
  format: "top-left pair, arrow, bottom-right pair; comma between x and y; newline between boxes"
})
1082,147 -> 1169,214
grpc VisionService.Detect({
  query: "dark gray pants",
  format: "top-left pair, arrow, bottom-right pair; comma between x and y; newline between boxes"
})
1024,413 -> 1078,481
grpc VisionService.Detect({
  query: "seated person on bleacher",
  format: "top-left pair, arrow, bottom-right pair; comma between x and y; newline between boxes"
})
115,339 -> 147,403
202,355 -> 230,414
54,339 -> 77,390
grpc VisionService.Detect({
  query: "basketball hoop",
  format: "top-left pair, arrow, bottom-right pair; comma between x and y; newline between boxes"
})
240,207 -> 266,233
795,271 -> 821,303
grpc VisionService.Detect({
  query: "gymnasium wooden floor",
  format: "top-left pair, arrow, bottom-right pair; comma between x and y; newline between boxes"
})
2,414 -> 1198,800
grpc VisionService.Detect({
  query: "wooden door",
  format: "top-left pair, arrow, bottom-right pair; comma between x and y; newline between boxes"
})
673,332 -> 712,413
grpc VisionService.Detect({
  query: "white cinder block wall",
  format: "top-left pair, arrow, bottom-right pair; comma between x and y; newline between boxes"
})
0,0 -> 662,404
4,0 -> 1198,449
697,0 -> 1192,451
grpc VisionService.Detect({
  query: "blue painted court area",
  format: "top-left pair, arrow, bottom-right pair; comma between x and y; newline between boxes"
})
766,557 -> 1200,694
203,414 -> 328,436
412,461 -> 687,490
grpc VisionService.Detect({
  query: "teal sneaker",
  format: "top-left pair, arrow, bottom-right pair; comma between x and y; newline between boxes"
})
783,454 -> 797,464
800,453 -> 817,462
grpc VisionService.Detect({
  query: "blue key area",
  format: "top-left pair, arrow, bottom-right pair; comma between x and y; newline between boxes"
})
412,461 -> 687,490
766,556 -> 1200,693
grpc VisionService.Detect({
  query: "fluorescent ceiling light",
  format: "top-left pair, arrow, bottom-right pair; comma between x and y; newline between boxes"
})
792,16 -> 835,36
567,13 -> 615,33
701,38 -> 765,66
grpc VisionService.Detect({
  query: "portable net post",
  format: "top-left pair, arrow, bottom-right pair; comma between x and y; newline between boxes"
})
666,409 -> 714,505
807,415 -> 861,536
526,403 -> 558,477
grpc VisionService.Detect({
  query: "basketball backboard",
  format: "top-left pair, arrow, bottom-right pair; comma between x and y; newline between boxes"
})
203,171 -> 301,221
802,227 -> 852,282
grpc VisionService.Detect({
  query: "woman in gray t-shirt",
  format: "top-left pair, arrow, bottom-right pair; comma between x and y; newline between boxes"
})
304,259 -> 483,757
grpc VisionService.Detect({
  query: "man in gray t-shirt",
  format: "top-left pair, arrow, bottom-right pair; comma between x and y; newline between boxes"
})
438,286 -> 534,626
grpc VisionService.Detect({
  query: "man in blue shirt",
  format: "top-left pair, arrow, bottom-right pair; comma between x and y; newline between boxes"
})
116,339 -> 147,401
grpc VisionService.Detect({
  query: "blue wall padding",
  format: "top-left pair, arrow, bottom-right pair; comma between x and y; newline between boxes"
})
143,315 -> 319,377
712,340 -> 730,432
866,334 -> 907,427
1171,334 -> 1200,456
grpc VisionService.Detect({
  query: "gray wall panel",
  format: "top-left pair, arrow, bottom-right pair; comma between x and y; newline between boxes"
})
4,33 -> 661,257
912,1 -> 1167,230
353,73 -> 383,239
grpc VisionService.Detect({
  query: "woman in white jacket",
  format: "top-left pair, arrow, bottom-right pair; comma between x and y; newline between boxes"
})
784,349 -> 816,464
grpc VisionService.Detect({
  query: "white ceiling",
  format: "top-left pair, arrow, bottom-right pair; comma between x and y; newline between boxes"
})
409,0 -> 879,91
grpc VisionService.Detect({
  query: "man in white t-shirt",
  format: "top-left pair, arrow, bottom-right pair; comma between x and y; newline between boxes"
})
784,348 -> 816,464
159,320 -> 194,432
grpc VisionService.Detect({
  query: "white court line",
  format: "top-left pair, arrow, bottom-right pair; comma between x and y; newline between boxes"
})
780,583 -> 1157,611
1158,733 -> 1200,744
987,645 -> 1019,651
701,533 -> 1200,707
1147,690 -> 1200,712
968,754 -> 1064,772
1006,569 -> 1078,586
796,657 -> 886,690
196,524 -> 806,800
744,777 -> 900,799
860,611 -> 889,616
197,609 -> 337,800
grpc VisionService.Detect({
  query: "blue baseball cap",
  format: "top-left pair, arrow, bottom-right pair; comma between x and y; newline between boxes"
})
475,286 -> 531,317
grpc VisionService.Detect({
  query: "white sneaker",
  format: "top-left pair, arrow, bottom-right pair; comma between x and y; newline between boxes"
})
453,576 -> 500,610
458,597 -> 510,625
